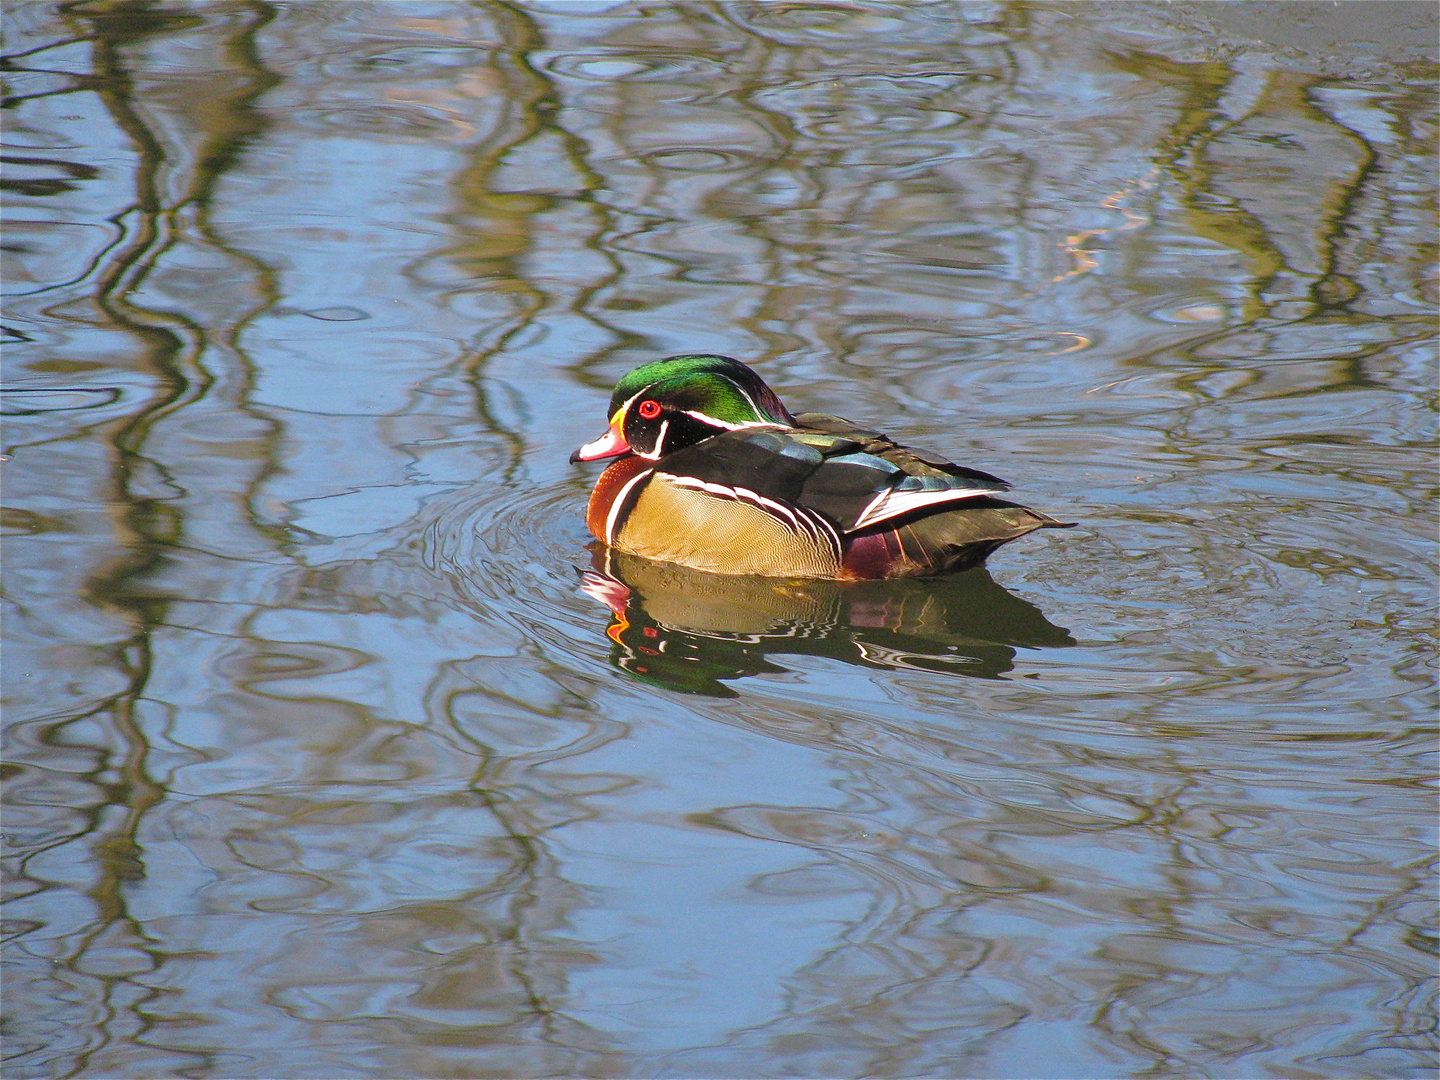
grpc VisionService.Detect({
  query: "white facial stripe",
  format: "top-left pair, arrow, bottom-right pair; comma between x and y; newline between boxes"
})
852,486 -> 994,531
678,411 -> 775,431
651,417 -> 670,457
605,468 -> 652,544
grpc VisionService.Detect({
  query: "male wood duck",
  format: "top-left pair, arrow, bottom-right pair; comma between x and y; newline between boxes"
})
570,354 -> 1073,579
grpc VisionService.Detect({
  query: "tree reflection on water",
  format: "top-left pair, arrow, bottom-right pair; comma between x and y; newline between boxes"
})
3,1 -> 1435,1077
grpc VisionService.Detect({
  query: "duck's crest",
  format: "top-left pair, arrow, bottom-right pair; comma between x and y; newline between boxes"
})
609,354 -> 794,427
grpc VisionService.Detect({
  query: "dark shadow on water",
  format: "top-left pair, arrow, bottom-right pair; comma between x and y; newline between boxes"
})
580,546 -> 1075,696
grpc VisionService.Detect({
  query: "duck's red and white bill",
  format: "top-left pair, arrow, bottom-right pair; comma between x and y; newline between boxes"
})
573,421 -> 630,461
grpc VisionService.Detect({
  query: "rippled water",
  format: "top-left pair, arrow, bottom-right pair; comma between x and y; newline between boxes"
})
3,2 -> 1436,1078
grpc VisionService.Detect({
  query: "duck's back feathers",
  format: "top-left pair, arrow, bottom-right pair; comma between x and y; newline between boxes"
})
792,413 -> 1009,490
658,417 -> 1010,535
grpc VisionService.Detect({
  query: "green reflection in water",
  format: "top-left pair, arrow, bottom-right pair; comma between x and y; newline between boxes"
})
1,0 -> 1434,1077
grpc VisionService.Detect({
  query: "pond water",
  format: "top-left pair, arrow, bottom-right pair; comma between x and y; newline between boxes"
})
3,2 -> 1436,1078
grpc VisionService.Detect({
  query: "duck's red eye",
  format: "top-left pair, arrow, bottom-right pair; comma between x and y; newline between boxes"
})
637,399 -> 662,419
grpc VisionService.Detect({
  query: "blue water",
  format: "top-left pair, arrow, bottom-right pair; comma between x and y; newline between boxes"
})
3,2 -> 1436,1077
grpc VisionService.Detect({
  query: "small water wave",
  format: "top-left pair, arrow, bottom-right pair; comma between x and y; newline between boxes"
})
421,477 -> 593,620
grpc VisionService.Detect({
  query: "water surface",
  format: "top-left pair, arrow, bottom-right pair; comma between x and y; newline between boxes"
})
3,2 -> 1436,1078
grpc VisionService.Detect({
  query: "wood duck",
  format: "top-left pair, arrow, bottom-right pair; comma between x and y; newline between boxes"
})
570,354 -> 1073,579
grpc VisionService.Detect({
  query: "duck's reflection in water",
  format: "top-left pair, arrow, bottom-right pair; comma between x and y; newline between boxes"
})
581,547 -> 1074,696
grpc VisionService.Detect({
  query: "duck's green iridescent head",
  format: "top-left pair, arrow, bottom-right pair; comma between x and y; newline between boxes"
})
608,355 -> 793,426
574,355 -> 795,462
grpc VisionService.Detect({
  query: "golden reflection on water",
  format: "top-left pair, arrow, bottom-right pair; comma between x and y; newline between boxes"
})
582,547 -> 1074,695
2,1 -> 1436,1077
